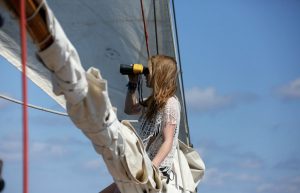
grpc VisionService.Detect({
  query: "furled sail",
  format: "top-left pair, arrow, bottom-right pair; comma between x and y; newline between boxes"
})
0,0 -> 191,145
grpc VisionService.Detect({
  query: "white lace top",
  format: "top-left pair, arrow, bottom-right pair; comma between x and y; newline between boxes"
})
137,96 -> 180,172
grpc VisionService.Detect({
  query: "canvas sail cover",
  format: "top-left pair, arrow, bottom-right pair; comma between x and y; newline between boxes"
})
0,0 -> 190,145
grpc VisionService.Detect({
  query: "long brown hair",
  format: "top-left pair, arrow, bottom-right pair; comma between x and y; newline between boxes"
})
144,55 -> 178,119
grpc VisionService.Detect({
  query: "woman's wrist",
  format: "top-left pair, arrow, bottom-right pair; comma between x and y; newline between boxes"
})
152,160 -> 159,168
127,82 -> 137,92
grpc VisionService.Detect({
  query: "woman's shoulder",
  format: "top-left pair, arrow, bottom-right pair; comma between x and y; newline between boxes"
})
165,96 -> 181,110
162,96 -> 181,122
167,95 -> 180,104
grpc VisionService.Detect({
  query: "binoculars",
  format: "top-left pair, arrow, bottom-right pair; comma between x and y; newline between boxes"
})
120,64 -> 149,75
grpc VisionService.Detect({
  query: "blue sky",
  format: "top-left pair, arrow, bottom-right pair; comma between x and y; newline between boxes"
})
1,0 -> 300,193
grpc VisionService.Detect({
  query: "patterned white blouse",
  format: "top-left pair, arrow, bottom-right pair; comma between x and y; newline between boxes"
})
137,96 -> 181,172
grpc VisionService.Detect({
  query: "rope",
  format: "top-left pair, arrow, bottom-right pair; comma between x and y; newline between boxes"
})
26,0 -> 45,21
0,94 -> 68,116
171,0 -> 191,146
19,1 -> 29,193
152,0 -> 159,55
140,0 -> 150,58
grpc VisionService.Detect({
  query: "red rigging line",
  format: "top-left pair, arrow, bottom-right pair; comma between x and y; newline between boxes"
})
140,0 -> 150,58
20,1 -> 29,193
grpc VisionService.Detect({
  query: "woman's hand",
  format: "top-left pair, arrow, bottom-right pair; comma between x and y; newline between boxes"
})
124,74 -> 141,115
128,74 -> 139,83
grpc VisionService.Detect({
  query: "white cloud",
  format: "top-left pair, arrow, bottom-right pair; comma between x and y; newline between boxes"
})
186,87 -> 233,112
81,158 -> 110,177
0,135 -> 22,161
0,93 -> 25,110
0,94 -> 11,109
185,86 -> 257,113
203,167 -> 260,186
200,158 -> 299,192
83,159 -> 101,170
31,141 -> 67,157
257,183 -> 273,193
202,168 -> 232,186
0,131 -> 88,165
239,159 -> 263,169
256,176 -> 300,193
193,138 -> 238,160
0,101 -> 7,109
0,137 -> 69,162
238,173 -> 260,182
276,78 -> 300,100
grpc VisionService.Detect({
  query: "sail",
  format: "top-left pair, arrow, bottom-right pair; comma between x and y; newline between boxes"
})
0,0 -> 190,145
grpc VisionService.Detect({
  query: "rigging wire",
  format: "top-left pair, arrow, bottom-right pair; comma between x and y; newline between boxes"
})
19,0 -> 29,193
152,0 -> 159,55
171,0 -> 191,146
140,0 -> 150,58
0,95 -> 139,124
138,0 -> 151,104
0,94 -> 68,116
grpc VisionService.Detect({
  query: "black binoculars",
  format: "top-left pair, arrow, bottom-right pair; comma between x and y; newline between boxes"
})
120,64 -> 149,75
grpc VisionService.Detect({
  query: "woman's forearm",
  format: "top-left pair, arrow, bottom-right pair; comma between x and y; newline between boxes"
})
124,89 -> 140,114
152,140 -> 173,168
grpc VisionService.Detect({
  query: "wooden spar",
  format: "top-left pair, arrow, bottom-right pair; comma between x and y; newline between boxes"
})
3,0 -> 53,50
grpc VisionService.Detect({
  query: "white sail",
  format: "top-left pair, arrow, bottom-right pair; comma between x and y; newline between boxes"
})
0,0 -> 190,144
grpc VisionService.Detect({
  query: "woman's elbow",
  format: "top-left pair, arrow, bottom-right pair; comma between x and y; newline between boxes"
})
124,108 -> 138,115
124,108 -> 133,115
